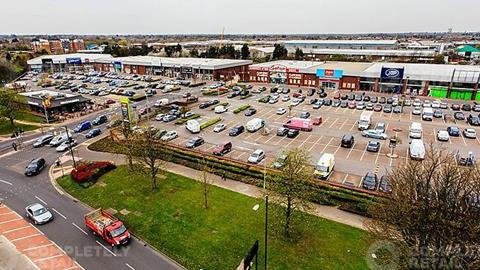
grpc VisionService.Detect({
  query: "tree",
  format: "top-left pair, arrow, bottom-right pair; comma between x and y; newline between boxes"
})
164,46 -> 176,57
0,88 -> 24,127
0,59 -> 17,85
272,44 -> 288,60
432,54 -> 446,64
294,48 -> 304,60
175,43 -> 183,56
267,148 -> 314,237
367,146 -> 480,269
241,44 -> 250,59
189,48 -> 199,58
130,129 -> 167,191
198,157 -> 212,209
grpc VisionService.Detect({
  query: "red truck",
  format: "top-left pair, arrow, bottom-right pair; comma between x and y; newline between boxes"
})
84,209 -> 131,246
283,118 -> 314,131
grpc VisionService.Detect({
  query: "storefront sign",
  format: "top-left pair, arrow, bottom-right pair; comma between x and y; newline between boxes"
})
41,58 -> 53,65
182,67 -> 193,73
251,65 -> 299,73
288,73 -> 302,79
316,69 -> 343,79
114,61 -> 122,69
257,72 -> 268,77
60,99 -> 80,105
66,58 -> 82,65
381,67 -> 404,80
120,97 -> 132,122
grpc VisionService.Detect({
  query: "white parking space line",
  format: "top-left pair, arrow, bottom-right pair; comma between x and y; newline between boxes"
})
0,179 -> 12,186
349,122 -> 356,131
308,136 -> 323,152
320,137 -> 334,153
34,254 -> 64,263
126,263 -> 136,270
375,145 -> 382,164
461,135 -> 467,146
0,218 -> 21,225
72,222 -> 88,235
3,226 -> 31,234
338,119 -> 349,130
360,144 -> 369,161
96,240 -> 117,257
11,233 -> 42,242
433,128 -> 437,142
23,243 -> 54,252
284,136 -> 299,148
328,119 -> 338,129
264,134 -> 277,144
34,196 -> 48,206
51,208 -> 67,220
333,145 -> 342,155
299,135 -> 312,148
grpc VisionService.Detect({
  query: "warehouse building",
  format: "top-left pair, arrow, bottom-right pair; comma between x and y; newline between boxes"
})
282,40 -> 399,50
248,60 -> 480,100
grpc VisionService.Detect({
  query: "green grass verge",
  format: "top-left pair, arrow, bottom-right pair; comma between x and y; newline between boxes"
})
239,93 -> 253,100
57,166 -> 371,270
233,104 -> 251,114
14,111 -> 45,123
175,114 -> 201,125
200,117 -> 221,130
0,121 -> 38,135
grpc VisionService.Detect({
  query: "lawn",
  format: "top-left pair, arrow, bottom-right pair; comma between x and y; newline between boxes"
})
14,111 -> 45,123
58,166 -> 371,270
0,120 -> 38,135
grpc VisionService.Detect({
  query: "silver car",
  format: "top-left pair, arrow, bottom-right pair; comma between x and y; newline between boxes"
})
25,203 -> 53,225
55,139 -> 77,152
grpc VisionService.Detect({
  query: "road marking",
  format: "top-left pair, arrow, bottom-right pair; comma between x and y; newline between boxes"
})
345,143 -> 356,159
52,208 -> 67,220
342,174 -> 349,184
298,135 -> 311,148
34,196 -> 48,205
338,119 -> 349,130
308,136 -> 323,152
461,135 -> 467,146
375,145 -> 382,164
264,134 -> 277,144
433,128 -> 437,142
34,254 -> 64,263
328,119 -> 338,129
96,240 -> 117,257
72,222 -> 88,235
349,121 -> 356,131
3,225 -> 31,234
11,233 -> 41,242
0,218 -> 21,225
320,137 -> 334,153
23,243 -> 54,252
360,144 -> 368,161
126,263 -> 136,270
0,179 -> 12,186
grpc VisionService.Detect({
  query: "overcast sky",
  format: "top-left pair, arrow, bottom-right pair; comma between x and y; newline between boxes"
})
2,0 -> 479,35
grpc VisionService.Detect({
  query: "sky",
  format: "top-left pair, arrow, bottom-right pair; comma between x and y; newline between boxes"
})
1,0 -> 479,35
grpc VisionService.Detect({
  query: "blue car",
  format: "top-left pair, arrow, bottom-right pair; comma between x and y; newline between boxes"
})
74,121 -> 92,133
85,128 -> 101,138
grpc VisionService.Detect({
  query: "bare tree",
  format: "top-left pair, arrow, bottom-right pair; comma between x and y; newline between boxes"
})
267,148 -> 314,238
366,146 -> 480,269
198,157 -> 212,209
130,128 -> 166,191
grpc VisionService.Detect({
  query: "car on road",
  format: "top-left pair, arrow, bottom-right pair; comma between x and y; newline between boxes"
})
463,128 -> 477,139
299,111 -> 310,119
229,125 -> 245,136
212,142 -> 232,156
24,158 -> 46,176
214,105 -> 228,114
248,149 -> 265,164
92,115 -> 108,125
447,126 -> 460,136
186,137 -> 204,148
86,128 -> 102,138
276,108 -> 287,115
379,176 -> 392,193
454,112 -> 465,120
277,127 -> 289,136
161,131 -> 178,141
33,134 -> 54,148
213,123 -> 226,133
287,129 -> 299,138
56,139 -> 77,152
74,121 -> 92,133
25,203 -> 53,225
362,172 -> 378,191
362,129 -> 388,140
366,140 -> 380,152
437,130 -> 450,141
244,108 -> 257,116
182,111 -> 195,118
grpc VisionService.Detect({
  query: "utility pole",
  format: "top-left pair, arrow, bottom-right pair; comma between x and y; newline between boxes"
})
64,126 -> 77,168
264,195 -> 268,270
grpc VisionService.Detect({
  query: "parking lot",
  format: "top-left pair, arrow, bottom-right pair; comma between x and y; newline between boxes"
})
19,72 -> 480,191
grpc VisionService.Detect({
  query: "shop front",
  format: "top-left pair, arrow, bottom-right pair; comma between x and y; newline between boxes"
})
316,69 -> 343,90
378,67 -> 405,94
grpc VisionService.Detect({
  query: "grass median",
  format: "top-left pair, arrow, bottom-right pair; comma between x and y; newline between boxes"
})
57,165 -> 371,270
233,104 -> 251,114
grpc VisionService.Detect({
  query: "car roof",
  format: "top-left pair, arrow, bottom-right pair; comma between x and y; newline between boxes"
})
27,203 -> 45,211
253,149 -> 264,154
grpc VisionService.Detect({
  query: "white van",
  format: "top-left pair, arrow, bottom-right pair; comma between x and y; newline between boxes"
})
214,105 -> 227,114
154,98 -> 169,107
422,107 -> 434,121
246,118 -> 265,133
409,122 -> 422,139
49,132 -> 72,147
358,111 -> 373,130
409,139 -> 425,160
314,153 -> 335,179
186,120 -> 200,134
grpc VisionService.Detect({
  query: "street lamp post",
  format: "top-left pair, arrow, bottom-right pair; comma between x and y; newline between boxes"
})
253,195 -> 269,270
64,126 -> 77,168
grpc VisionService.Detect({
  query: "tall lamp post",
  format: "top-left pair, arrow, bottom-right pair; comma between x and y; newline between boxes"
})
253,195 -> 269,270
64,126 -> 77,168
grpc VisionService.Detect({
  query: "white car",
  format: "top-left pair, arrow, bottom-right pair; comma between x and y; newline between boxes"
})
463,128 -> 477,139
248,149 -> 265,164
413,99 -> 422,107
155,113 -> 165,121
276,108 -> 287,115
412,107 -> 422,115
56,139 -> 77,152
25,203 -> 53,225
213,123 -> 226,133
422,100 -> 431,108
290,99 -> 300,106
161,131 -> 178,141
431,100 -> 441,108
282,95 -> 290,102
437,130 -> 450,141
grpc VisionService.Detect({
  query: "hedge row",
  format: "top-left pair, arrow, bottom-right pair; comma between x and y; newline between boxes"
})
239,93 -> 253,100
174,114 -> 201,125
88,137 -> 378,216
202,89 -> 228,96
189,81 -> 206,88
233,104 -> 251,114
130,94 -> 146,101
200,117 -> 221,130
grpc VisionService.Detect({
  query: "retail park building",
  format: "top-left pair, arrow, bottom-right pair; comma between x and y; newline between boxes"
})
27,54 -> 480,100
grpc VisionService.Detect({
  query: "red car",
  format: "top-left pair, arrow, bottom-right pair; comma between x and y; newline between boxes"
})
104,99 -> 116,105
333,92 -> 341,99
348,101 -> 356,109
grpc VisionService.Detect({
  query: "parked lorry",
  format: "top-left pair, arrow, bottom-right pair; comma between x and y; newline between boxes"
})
283,118 -> 313,131
84,208 -> 130,246
358,111 -> 373,130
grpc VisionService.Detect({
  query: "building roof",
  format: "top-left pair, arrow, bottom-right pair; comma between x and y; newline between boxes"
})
282,40 -> 398,47
27,53 -> 113,65
457,45 -> 480,53
250,60 -> 325,73
20,90 -> 90,109
302,49 -> 437,57
97,56 -> 252,70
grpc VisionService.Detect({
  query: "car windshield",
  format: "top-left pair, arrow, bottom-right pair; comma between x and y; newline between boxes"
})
251,153 -> 259,158
33,208 -> 47,216
316,165 -> 329,172
110,225 -> 127,238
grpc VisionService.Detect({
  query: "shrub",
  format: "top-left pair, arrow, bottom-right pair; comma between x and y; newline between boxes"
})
129,94 -> 146,101
200,118 -> 221,130
175,114 -> 201,125
239,93 -> 253,100
71,161 -> 116,187
233,104 -> 251,114
202,88 -> 228,96
189,82 -> 206,88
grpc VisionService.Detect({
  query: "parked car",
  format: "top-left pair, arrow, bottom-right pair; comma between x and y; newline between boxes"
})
244,108 -> 257,116
24,158 -> 46,176
467,115 -> 480,126
463,128 -> 477,139
85,128 -> 102,138
229,125 -> 245,136
373,104 -> 383,112
454,112 -> 465,120
213,123 -> 226,133
161,131 -> 178,141
383,104 -> 393,113
248,149 -> 265,164
287,129 -> 299,138
375,122 -> 386,133
462,104 -> 472,111
186,137 -> 204,148
379,176 -> 392,193
366,140 -> 380,152
451,104 -> 461,111
299,111 -> 310,119
362,172 -> 378,191
362,129 -> 388,140
33,134 -> 54,148
341,134 -> 355,148
271,154 -> 287,169
433,110 -> 443,118
212,142 -> 232,156
412,107 -> 422,115
25,203 -> 53,225
92,115 -> 108,125
447,126 -> 460,136
437,130 -> 450,142
276,108 -> 287,115
277,127 -> 289,136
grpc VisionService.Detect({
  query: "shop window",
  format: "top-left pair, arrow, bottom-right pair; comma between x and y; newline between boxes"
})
352,83 -> 356,89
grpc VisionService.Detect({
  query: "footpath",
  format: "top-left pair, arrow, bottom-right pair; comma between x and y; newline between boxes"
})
51,138 -> 368,230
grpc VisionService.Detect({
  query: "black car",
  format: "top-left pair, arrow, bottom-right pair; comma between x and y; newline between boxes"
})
433,110 -> 443,118
362,172 -> 378,191
323,99 -> 332,106
379,176 -> 392,193
454,112 -> 465,120
362,95 -> 370,102
307,88 -> 315,96
85,128 -> 102,138
186,137 -> 204,148
340,101 -> 348,108
467,115 -> 480,126
209,99 -> 220,106
299,112 -> 310,119
348,94 -> 355,101
383,104 -> 393,113
341,134 -> 355,148
309,98 -> 318,105
287,129 -> 299,138
340,94 -> 348,100
199,102 -> 210,109
461,104 -> 472,111
229,125 -> 245,136
451,103 -> 461,111
366,140 -> 380,152
227,92 -> 237,98
25,158 -> 46,177
379,97 -> 386,104
244,108 -> 257,116
447,126 -> 460,136
277,127 -> 288,136
92,115 -> 108,125
33,134 -> 54,148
